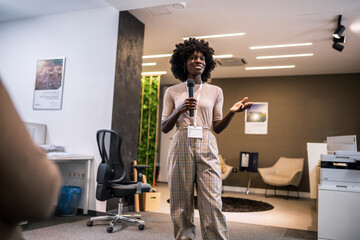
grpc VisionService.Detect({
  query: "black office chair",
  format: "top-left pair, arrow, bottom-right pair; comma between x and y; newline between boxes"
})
87,129 -> 151,233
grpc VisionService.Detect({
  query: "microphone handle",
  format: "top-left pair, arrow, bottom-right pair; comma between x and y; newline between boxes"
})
188,87 -> 194,117
189,110 -> 194,117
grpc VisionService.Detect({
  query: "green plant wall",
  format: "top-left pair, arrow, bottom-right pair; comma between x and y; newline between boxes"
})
137,75 -> 160,186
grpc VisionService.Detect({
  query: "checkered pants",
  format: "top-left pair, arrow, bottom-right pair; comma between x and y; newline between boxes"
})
167,128 -> 229,240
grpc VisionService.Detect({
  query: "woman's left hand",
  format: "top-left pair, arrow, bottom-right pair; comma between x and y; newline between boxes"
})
230,97 -> 253,113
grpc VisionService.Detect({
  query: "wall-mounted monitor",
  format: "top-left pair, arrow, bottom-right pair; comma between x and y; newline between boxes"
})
24,122 -> 47,145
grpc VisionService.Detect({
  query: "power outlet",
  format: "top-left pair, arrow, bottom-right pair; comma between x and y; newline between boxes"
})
68,171 -> 85,179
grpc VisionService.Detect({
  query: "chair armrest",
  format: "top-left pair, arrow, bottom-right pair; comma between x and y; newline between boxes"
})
221,164 -> 233,180
288,169 -> 304,186
131,165 -> 152,193
108,166 -> 151,184
131,165 -> 151,181
108,176 -> 126,184
258,167 -> 276,176
131,165 -> 151,173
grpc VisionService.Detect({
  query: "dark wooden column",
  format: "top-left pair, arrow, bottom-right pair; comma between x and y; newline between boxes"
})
107,11 -> 144,211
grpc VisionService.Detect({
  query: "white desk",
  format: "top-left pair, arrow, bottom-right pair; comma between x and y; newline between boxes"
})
48,154 -> 93,215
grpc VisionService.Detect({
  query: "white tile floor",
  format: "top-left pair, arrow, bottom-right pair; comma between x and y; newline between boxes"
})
153,182 -> 317,232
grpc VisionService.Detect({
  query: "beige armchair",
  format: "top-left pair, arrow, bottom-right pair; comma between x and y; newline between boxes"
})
219,154 -> 233,193
219,154 -> 233,180
258,157 -> 304,199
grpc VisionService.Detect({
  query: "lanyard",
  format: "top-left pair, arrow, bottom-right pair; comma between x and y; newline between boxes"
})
185,80 -> 203,127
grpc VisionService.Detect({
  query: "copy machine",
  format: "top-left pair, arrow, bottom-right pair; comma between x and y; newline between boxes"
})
320,151 -> 360,190
318,151 -> 360,240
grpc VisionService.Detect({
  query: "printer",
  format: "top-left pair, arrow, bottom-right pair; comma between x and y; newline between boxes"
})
318,151 -> 360,240
320,151 -> 360,190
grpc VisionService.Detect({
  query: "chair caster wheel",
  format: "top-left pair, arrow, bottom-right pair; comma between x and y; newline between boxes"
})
138,224 -> 145,230
87,221 -> 93,227
107,227 -> 113,233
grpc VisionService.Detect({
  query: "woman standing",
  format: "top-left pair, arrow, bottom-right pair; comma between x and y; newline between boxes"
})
161,38 -> 252,240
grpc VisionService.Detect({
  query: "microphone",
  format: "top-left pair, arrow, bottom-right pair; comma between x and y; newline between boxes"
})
186,79 -> 195,117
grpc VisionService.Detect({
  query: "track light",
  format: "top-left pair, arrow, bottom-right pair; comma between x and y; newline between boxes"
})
333,25 -> 345,38
333,36 -> 346,43
332,42 -> 344,52
332,15 -> 346,52
333,15 -> 346,38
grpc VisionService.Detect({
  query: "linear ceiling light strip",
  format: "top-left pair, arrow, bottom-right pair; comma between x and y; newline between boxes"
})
256,53 -> 314,59
245,65 -> 295,70
142,62 -> 157,66
141,71 -> 167,75
143,54 -> 234,59
183,33 -> 245,40
250,43 -> 312,49
142,54 -> 172,59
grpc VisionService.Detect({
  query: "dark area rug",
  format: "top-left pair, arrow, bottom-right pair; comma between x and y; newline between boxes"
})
167,196 -> 274,212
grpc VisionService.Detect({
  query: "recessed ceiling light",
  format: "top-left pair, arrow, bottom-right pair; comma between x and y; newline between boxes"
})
250,43 -> 312,50
245,65 -> 295,70
141,71 -> 167,75
183,33 -> 245,40
213,54 -> 234,59
146,6 -> 171,16
142,54 -> 172,59
172,2 -> 186,9
142,62 -> 157,66
256,53 -> 314,59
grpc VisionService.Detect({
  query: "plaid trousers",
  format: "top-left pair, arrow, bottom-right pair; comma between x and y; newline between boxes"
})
167,128 -> 229,240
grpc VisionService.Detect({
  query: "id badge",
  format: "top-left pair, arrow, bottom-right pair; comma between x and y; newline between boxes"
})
187,126 -> 202,139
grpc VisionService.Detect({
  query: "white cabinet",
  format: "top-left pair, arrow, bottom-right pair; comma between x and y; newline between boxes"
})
318,187 -> 360,240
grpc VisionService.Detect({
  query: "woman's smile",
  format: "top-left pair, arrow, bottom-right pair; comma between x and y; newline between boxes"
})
194,64 -> 204,70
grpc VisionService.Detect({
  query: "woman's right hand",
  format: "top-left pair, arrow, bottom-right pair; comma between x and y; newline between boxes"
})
177,97 -> 198,114
162,97 -> 197,133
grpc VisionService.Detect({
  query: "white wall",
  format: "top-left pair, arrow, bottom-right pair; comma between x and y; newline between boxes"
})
0,7 -> 119,212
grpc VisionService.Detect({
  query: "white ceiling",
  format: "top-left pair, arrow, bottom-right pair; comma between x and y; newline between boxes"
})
1,0 -> 360,85
0,0 -> 109,22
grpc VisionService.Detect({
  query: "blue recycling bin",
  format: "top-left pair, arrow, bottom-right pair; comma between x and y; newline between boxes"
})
57,185 -> 82,216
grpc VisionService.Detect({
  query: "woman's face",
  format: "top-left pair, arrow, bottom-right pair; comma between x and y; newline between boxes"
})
185,50 -> 206,77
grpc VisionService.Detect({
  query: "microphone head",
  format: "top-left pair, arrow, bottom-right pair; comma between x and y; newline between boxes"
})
186,79 -> 195,87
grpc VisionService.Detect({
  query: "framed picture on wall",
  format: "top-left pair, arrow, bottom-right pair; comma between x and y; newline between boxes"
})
245,102 -> 268,134
33,57 -> 66,110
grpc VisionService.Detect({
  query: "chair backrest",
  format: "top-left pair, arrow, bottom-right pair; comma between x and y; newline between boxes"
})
97,129 -> 127,181
274,157 -> 304,177
95,129 -> 128,201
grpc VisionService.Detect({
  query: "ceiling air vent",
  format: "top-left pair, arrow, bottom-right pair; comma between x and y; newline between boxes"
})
146,6 -> 172,16
215,57 -> 247,67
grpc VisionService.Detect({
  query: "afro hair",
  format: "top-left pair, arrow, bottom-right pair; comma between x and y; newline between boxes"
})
170,38 -> 216,82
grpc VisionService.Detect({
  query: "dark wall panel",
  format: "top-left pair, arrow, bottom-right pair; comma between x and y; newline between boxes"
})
213,73 -> 360,192
108,11 -> 144,210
